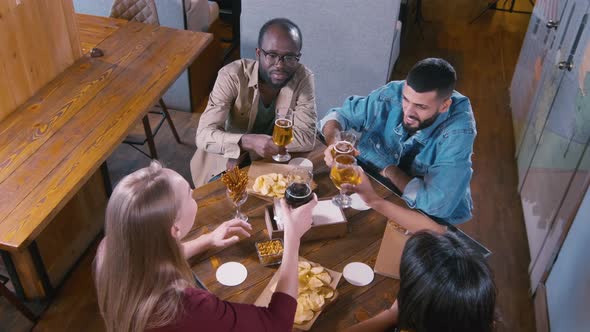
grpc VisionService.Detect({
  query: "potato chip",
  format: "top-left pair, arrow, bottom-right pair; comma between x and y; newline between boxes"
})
294,302 -> 314,324
315,271 -> 332,285
298,261 -> 312,270
310,266 -> 324,274
294,259 -> 336,325
307,276 -> 324,289
318,286 -> 334,299
252,173 -> 302,198
308,292 -> 325,311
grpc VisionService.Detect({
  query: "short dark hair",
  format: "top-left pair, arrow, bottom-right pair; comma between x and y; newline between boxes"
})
258,18 -> 303,51
406,58 -> 457,99
397,231 -> 496,332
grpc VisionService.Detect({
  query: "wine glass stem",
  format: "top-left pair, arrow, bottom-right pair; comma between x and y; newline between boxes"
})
340,187 -> 346,199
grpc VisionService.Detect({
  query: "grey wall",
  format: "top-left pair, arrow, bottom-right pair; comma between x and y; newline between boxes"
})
546,187 -> 590,332
74,0 -> 192,112
240,0 -> 401,118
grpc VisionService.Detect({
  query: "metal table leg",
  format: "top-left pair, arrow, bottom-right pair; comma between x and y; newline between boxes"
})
0,250 -> 25,300
29,241 -> 54,298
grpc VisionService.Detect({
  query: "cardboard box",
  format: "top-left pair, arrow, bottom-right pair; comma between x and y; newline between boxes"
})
264,199 -> 348,242
373,221 -> 410,279
254,257 -> 342,331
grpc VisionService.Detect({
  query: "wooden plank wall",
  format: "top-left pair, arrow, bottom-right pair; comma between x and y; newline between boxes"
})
0,0 -> 81,121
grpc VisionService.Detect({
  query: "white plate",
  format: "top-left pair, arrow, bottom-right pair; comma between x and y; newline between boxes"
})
288,157 -> 313,170
216,262 -> 247,286
350,194 -> 370,211
343,262 -> 374,286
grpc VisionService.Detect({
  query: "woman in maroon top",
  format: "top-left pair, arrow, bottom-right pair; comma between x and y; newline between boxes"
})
94,161 -> 317,332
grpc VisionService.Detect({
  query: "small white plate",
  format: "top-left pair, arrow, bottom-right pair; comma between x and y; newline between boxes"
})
343,262 -> 374,286
288,157 -> 313,170
350,194 -> 370,211
216,262 -> 247,286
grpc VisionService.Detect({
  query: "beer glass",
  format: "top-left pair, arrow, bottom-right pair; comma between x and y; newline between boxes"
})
272,108 -> 294,162
330,130 -> 358,158
285,168 -> 313,208
330,154 -> 361,208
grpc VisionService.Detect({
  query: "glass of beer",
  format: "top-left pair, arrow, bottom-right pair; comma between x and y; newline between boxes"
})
272,108 -> 294,162
285,168 -> 313,208
330,154 -> 361,208
330,130 -> 358,158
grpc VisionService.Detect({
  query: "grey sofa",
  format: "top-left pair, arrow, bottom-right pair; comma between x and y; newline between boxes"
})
240,0 -> 402,117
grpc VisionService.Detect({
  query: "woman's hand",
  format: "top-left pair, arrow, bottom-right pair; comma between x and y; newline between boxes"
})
280,194 -> 318,241
208,218 -> 252,249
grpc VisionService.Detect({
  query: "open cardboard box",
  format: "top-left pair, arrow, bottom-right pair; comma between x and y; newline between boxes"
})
373,220 -> 410,279
254,257 -> 342,331
264,198 -> 348,242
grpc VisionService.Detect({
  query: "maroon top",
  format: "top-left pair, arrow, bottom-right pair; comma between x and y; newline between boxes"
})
149,288 -> 297,332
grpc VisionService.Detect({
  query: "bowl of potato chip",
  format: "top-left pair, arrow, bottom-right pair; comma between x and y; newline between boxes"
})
252,172 -> 290,198
247,161 -> 316,200
294,260 -> 337,326
254,257 -> 341,330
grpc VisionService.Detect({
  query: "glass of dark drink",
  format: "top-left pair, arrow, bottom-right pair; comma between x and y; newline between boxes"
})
285,168 -> 313,208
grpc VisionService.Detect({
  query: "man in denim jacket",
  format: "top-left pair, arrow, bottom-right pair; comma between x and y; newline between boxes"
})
320,58 -> 475,230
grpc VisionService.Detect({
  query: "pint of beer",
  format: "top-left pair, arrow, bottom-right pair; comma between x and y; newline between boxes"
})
329,155 -> 361,189
272,118 -> 294,147
272,108 -> 294,162
330,141 -> 355,158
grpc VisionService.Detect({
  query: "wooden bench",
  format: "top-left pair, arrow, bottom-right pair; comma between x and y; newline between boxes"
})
0,14 -> 212,299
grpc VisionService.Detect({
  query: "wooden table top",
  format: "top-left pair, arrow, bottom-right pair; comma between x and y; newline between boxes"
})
189,145 -> 403,331
0,15 -> 212,251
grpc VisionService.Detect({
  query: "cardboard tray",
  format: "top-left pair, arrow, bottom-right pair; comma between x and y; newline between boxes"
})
373,220 -> 410,279
254,257 -> 342,331
264,198 -> 348,242
247,161 -> 317,201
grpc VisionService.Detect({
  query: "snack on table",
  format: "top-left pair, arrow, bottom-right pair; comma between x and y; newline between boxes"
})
255,239 -> 284,266
252,173 -> 302,198
221,166 -> 249,202
294,260 -> 335,325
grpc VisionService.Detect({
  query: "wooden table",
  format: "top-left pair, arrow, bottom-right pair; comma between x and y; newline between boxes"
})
0,14 -> 212,299
189,146 -> 402,331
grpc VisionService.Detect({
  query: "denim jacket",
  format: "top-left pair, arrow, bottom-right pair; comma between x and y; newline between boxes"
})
319,81 -> 476,224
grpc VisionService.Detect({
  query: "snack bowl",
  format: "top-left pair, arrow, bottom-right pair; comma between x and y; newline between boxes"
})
255,239 -> 284,266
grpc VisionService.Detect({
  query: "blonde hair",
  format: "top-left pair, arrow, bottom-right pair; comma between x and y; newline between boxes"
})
95,161 -> 195,332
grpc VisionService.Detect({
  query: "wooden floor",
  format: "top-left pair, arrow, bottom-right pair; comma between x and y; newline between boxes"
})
1,1 -> 536,331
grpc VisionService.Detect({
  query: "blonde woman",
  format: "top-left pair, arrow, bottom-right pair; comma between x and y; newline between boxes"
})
94,161 -> 317,332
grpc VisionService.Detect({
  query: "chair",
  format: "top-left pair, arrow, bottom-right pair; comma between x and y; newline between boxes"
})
0,274 -> 37,323
110,0 -> 182,159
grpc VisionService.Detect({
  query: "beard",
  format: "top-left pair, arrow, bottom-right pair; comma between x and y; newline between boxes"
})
259,67 -> 294,89
402,111 -> 441,133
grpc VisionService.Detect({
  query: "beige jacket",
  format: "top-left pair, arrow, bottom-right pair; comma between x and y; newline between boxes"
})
190,59 -> 317,187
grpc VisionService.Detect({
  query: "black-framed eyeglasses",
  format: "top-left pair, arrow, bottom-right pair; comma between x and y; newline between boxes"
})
259,48 -> 301,66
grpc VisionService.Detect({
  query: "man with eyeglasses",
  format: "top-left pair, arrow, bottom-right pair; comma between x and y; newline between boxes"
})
191,18 -> 316,187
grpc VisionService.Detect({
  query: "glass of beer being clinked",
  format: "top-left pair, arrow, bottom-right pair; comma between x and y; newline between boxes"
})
285,168 -> 313,208
330,154 -> 361,208
272,108 -> 294,162
330,130 -> 358,158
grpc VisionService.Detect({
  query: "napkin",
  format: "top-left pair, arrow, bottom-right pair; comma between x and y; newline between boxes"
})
274,200 -> 346,230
